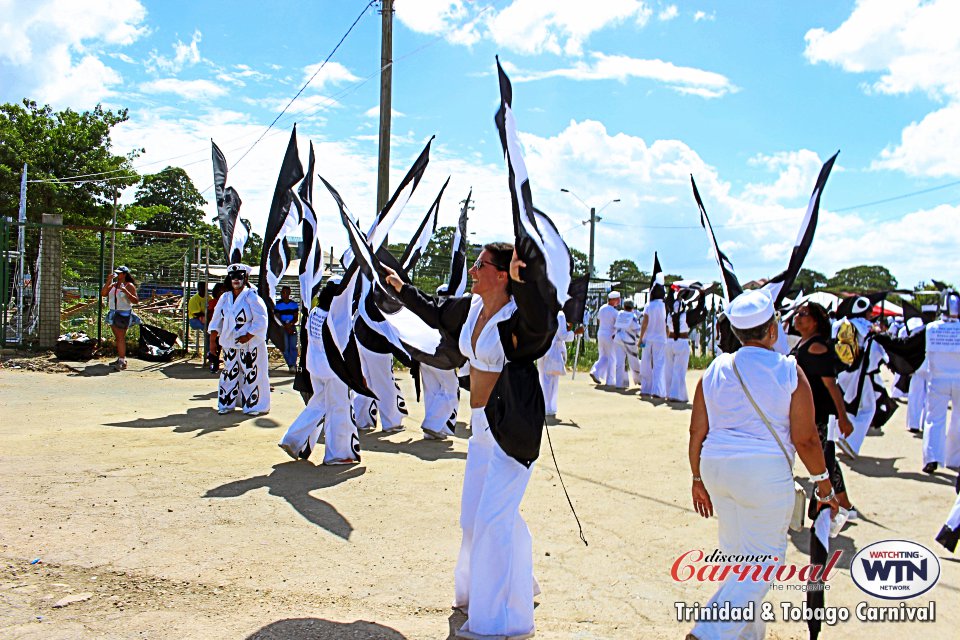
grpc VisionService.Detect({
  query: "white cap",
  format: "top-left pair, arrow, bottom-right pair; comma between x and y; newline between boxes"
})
608,291 -> 621,300
227,263 -> 252,275
727,290 -> 775,330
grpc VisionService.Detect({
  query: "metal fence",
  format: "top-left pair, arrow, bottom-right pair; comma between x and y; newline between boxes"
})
1,218 -> 199,351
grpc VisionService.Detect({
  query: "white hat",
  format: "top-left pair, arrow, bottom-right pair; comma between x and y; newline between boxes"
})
727,290 -> 775,330
608,291 -> 621,299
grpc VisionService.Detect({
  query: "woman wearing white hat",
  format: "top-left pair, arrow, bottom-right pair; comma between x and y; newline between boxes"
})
687,290 -> 839,640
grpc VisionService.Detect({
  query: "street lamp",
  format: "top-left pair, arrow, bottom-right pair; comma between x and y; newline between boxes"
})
560,189 -> 620,279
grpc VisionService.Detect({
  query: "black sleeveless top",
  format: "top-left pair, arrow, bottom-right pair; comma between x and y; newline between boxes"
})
791,336 -> 837,425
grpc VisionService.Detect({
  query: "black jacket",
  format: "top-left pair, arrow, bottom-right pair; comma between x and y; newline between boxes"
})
398,274 -> 558,466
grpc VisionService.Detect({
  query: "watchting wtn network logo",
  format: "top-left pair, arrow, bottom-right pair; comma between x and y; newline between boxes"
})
850,540 -> 940,600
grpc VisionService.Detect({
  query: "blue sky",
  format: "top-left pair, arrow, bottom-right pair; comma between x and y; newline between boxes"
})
2,0 -> 958,289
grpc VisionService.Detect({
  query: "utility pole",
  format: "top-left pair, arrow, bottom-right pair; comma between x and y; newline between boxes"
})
376,0 -> 394,215
587,207 -> 597,279
109,187 -> 118,273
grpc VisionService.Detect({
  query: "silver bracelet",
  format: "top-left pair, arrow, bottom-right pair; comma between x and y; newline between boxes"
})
815,487 -> 835,502
809,470 -> 830,482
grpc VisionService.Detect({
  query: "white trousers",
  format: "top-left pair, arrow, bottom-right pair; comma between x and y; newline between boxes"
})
353,350 -> 407,430
590,335 -> 618,385
280,374 -> 359,463
454,409 -> 536,638
640,342 -> 666,397
539,369 -> 560,415
218,341 -> 270,414
945,489 -> 960,531
694,454 -> 794,640
665,339 -> 691,402
615,338 -> 641,387
907,375 -> 927,431
923,378 -> 960,467
420,364 -> 459,436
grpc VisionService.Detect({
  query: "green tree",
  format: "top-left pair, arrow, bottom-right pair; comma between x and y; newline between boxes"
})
0,100 -> 139,225
569,248 -> 588,278
827,265 -> 898,292
794,268 -> 829,293
607,259 -> 648,294
134,166 -> 207,233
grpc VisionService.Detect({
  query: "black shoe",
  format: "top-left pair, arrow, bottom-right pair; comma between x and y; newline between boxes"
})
935,525 -> 959,553
922,462 -> 938,475
589,372 -> 601,385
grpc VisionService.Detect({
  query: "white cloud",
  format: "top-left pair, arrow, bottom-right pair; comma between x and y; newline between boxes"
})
743,150 -> 826,203
693,10 -> 715,22
395,0 -> 652,56
145,30 -> 202,74
658,5 -> 679,22
0,0 -> 147,108
140,78 -> 227,101
363,106 -> 406,119
300,61 -> 359,89
804,0 -> 960,178
511,52 -> 736,98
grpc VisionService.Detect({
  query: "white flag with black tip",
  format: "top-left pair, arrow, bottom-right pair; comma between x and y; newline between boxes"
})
367,136 -> 435,253
762,151 -> 839,307
691,175 -> 742,303
494,57 -> 571,309
445,188 -> 471,297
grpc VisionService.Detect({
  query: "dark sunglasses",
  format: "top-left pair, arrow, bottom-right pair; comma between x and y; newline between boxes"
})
471,257 -> 503,272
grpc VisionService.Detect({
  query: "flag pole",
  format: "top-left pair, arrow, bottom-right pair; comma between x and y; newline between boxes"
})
571,331 -> 582,379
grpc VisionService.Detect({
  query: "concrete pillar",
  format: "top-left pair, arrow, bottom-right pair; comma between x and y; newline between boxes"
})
37,214 -> 62,349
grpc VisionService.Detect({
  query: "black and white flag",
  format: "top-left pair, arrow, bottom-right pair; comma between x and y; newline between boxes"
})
400,178 -> 449,273
691,175 -> 742,303
444,189 -> 471,297
762,151 -> 838,306
298,141 -> 324,311
258,125 -> 305,349
494,57 -> 571,310
211,140 -> 246,263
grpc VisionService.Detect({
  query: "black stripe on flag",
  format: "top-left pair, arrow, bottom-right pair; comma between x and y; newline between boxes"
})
211,140 -> 245,264
691,174 -> 743,302
298,141 -> 324,311
401,177 -> 449,273
366,136 -> 435,253
258,125 -> 305,349
494,57 -> 570,310
763,151 -> 839,306
445,189 -> 471,297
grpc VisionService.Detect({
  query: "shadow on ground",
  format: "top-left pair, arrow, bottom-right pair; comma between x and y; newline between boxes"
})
361,430 -> 467,462
205,461 -> 364,539
843,454 -> 956,487
103,406 -> 278,437
246,618 -> 407,639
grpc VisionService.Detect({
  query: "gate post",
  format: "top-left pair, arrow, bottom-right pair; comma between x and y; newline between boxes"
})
37,214 -> 63,348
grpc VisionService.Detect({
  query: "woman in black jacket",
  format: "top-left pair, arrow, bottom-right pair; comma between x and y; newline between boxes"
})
385,241 -> 557,640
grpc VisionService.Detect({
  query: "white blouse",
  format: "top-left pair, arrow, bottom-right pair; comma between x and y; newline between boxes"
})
458,294 -> 517,373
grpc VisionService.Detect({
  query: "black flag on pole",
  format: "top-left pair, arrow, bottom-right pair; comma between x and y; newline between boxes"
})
563,274 -> 589,325
400,178 -> 449,273
762,152 -> 839,306
258,125 -> 305,349
298,141 -> 324,310
444,189 -> 471,297
692,175 -> 742,303
211,140 -> 246,263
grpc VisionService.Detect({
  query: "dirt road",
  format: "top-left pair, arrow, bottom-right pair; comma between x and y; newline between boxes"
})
0,358 -> 956,639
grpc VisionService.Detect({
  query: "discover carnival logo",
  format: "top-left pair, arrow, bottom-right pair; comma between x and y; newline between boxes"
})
850,540 -> 940,600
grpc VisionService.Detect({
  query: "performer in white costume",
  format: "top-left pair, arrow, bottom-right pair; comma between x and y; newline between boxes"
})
279,282 -> 360,464
419,287 -> 464,440
590,291 -> 621,386
613,300 -> 642,387
664,286 -> 694,403
208,264 -> 271,415
352,345 -> 408,433
921,290 -> 960,474
902,316 -> 928,433
828,298 -> 887,457
640,274 -> 668,398
539,309 -> 576,419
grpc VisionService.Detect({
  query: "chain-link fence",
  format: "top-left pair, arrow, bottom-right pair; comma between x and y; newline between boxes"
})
1,218 -> 200,353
